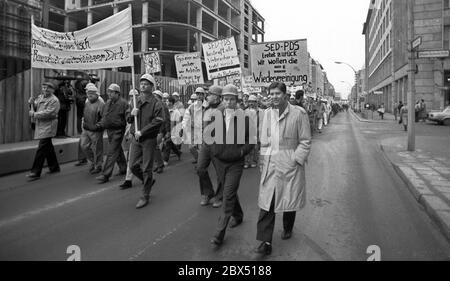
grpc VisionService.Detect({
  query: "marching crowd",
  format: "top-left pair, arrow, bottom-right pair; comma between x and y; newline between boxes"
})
25,74 -> 344,256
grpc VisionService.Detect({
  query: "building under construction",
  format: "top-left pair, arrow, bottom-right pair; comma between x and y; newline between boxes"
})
0,0 -> 265,80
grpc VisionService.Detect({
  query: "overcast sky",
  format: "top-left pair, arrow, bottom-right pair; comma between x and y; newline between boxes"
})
251,0 -> 369,99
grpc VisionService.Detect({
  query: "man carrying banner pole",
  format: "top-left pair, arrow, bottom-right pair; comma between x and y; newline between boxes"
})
126,74 -> 164,209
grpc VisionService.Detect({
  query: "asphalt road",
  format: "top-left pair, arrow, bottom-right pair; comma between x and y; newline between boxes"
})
0,111 -> 449,261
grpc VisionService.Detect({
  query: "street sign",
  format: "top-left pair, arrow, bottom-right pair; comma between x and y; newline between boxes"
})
417,50 -> 450,58
411,36 -> 422,50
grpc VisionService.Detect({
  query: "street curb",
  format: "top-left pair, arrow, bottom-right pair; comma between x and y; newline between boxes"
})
380,144 -> 450,242
349,110 -> 371,123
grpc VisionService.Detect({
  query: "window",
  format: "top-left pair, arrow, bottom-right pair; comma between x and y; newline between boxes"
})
244,17 -> 249,32
445,0 -> 450,9
244,54 -> 249,68
244,4 -> 249,15
444,25 -> 450,49
244,35 -> 249,50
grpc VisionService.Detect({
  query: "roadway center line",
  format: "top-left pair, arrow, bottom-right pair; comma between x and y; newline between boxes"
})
129,212 -> 198,261
0,186 -> 113,229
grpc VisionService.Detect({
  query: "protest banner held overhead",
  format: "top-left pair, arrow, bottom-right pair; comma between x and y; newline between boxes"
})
250,39 -> 309,87
242,75 -> 261,95
31,7 -> 133,69
143,52 -> 161,74
174,52 -> 204,85
202,37 -> 241,80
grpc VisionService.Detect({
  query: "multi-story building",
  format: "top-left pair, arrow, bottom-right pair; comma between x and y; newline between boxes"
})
363,0 -> 450,112
0,0 -> 265,79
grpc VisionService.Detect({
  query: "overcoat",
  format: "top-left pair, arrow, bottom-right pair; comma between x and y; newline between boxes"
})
32,94 -> 60,140
258,103 -> 312,213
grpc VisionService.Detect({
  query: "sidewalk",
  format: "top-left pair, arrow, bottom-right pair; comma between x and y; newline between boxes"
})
351,110 -> 450,240
350,109 -> 398,123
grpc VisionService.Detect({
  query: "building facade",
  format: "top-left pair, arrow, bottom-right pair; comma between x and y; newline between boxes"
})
363,0 -> 450,112
0,0 -> 265,80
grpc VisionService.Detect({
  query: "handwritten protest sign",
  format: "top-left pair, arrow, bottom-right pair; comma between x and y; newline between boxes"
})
174,52 -> 204,85
31,7 -> 133,69
143,52 -> 161,74
242,75 -> 261,95
202,37 -> 241,80
250,39 -> 308,87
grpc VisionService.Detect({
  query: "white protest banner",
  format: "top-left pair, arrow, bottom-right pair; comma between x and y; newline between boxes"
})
250,39 -> 309,87
174,52 -> 204,85
143,52 -> 161,74
202,37 -> 241,80
31,7 -> 133,69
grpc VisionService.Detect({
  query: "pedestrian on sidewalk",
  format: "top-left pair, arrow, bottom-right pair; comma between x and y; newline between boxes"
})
393,102 -> 398,121
419,99 -> 427,122
26,81 -> 61,181
95,83 -> 128,184
196,85 -> 225,208
210,84 -> 255,246
415,100 -> 420,122
377,103 -> 385,120
254,82 -> 312,256
397,101 -> 404,124
55,80 -> 75,137
400,103 -> 408,131
80,83 -> 105,175
74,78 -> 89,167
127,74 -> 164,209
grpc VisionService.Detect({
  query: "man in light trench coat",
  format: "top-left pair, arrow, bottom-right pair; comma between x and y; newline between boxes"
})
255,82 -> 312,256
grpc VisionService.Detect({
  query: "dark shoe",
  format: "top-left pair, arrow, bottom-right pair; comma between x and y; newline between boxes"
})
229,218 -> 243,228
119,180 -> 132,190
155,166 -> 164,174
212,199 -> 222,208
136,197 -> 149,209
200,195 -> 212,206
95,175 -> 109,184
46,168 -> 60,174
254,242 -> 272,255
26,173 -> 40,181
281,229 -> 292,240
90,167 -> 102,175
177,152 -> 182,161
210,236 -> 223,246
75,160 -> 87,166
192,160 -> 197,164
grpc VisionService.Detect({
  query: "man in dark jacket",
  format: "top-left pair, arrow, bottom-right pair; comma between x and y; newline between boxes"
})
55,80 -> 74,137
127,74 -> 164,209
152,90 -> 171,174
210,84 -> 255,246
80,83 -> 105,174
95,83 -> 128,183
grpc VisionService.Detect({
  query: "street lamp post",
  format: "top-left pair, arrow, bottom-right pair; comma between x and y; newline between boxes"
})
336,61 -> 359,112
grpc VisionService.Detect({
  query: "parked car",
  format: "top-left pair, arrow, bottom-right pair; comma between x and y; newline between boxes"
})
427,106 -> 450,125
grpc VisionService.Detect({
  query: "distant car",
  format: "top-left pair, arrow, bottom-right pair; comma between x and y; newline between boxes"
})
427,106 -> 450,125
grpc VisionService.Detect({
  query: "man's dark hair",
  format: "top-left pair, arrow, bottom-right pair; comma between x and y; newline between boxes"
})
295,90 -> 304,100
168,97 -> 175,105
268,82 -> 287,94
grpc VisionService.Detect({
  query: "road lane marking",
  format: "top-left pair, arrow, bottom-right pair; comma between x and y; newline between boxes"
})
0,186 -> 113,229
129,212 -> 198,261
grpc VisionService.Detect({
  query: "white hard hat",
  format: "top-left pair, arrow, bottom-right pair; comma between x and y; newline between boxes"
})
107,83 -> 120,92
172,92 -> 180,97
162,92 -> 170,98
190,93 -> 198,99
85,83 -> 99,95
195,87 -> 205,94
140,74 -> 156,85
248,95 -> 258,102
153,90 -> 163,98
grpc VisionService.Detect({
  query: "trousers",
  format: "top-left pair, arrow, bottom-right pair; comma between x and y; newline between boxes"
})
80,129 -> 104,169
196,144 -> 223,201
31,137 -> 60,175
256,193 -> 296,243
214,159 -> 244,240
129,137 -> 157,199
102,129 -> 127,178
